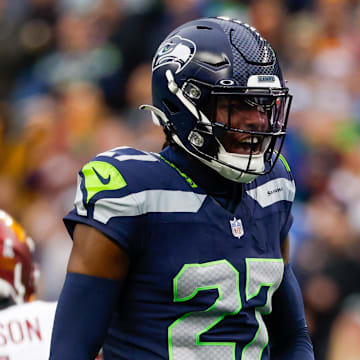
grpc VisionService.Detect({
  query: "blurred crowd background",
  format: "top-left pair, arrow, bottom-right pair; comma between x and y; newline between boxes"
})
0,0 -> 359,358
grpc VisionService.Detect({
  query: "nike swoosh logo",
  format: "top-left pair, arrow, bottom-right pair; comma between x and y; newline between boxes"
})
93,166 -> 111,185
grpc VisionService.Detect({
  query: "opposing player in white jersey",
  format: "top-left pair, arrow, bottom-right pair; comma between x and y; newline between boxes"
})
0,300 -> 57,360
0,210 -> 57,360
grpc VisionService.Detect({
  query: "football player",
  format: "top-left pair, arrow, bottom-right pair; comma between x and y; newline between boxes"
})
0,209 -> 57,359
50,17 -> 314,359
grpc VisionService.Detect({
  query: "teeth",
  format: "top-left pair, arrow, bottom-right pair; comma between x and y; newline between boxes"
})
241,137 -> 259,144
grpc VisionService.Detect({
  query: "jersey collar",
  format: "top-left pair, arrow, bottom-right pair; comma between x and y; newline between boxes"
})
160,146 -> 242,199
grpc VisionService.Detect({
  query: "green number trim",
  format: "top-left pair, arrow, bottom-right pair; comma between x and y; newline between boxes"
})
242,258 -> 284,360
168,260 -> 242,360
169,258 -> 284,360
245,258 -> 284,304
81,161 -> 127,203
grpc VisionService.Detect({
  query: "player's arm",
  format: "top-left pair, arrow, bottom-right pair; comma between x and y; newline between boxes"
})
49,223 -> 129,360
266,235 -> 314,360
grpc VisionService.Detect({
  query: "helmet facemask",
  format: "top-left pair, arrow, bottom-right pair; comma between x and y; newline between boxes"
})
183,81 -> 292,183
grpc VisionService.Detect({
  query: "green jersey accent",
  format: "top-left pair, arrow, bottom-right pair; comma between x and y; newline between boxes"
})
278,154 -> 291,173
81,161 -> 127,203
160,155 -> 198,188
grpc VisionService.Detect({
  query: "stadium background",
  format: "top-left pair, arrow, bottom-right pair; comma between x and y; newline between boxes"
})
0,0 -> 359,358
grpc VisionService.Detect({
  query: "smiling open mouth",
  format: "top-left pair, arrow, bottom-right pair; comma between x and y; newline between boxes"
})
225,135 -> 264,155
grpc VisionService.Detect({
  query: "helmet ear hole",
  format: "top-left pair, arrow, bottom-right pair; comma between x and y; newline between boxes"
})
192,124 -> 219,158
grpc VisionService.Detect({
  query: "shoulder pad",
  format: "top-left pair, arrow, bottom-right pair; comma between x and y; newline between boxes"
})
95,146 -> 160,163
72,147 -> 206,225
270,152 -> 293,181
73,147 -> 161,213
81,147 -> 160,203
81,160 -> 128,204
245,153 -> 295,208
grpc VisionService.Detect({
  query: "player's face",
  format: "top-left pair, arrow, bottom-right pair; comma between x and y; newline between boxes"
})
216,96 -> 269,155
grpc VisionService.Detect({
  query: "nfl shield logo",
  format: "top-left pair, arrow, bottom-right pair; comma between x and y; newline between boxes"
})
230,217 -> 244,239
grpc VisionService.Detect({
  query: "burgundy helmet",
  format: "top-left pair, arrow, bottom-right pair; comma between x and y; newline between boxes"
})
0,210 -> 37,307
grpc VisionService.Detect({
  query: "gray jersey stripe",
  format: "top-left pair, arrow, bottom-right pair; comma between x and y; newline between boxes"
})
114,154 -> 159,162
93,190 -> 207,224
246,178 -> 295,208
96,148 -> 159,162
74,174 -> 87,216
96,146 -> 131,157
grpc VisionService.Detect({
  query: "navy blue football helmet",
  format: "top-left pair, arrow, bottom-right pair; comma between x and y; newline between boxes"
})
141,17 -> 292,183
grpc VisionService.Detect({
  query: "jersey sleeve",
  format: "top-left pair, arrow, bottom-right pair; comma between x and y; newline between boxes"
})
63,149 -> 153,255
280,212 -> 293,243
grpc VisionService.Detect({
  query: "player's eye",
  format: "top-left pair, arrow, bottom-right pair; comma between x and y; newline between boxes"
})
229,102 -> 252,112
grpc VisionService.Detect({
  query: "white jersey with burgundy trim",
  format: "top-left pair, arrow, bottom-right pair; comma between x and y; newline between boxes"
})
0,301 -> 56,360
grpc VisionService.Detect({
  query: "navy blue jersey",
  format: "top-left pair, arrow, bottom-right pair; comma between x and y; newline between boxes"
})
64,146 -> 295,360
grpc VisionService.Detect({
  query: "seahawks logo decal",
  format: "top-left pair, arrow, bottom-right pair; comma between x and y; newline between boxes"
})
152,35 -> 196,74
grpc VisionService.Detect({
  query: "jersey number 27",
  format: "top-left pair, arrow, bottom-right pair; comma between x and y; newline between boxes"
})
168,259 -> 284,360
